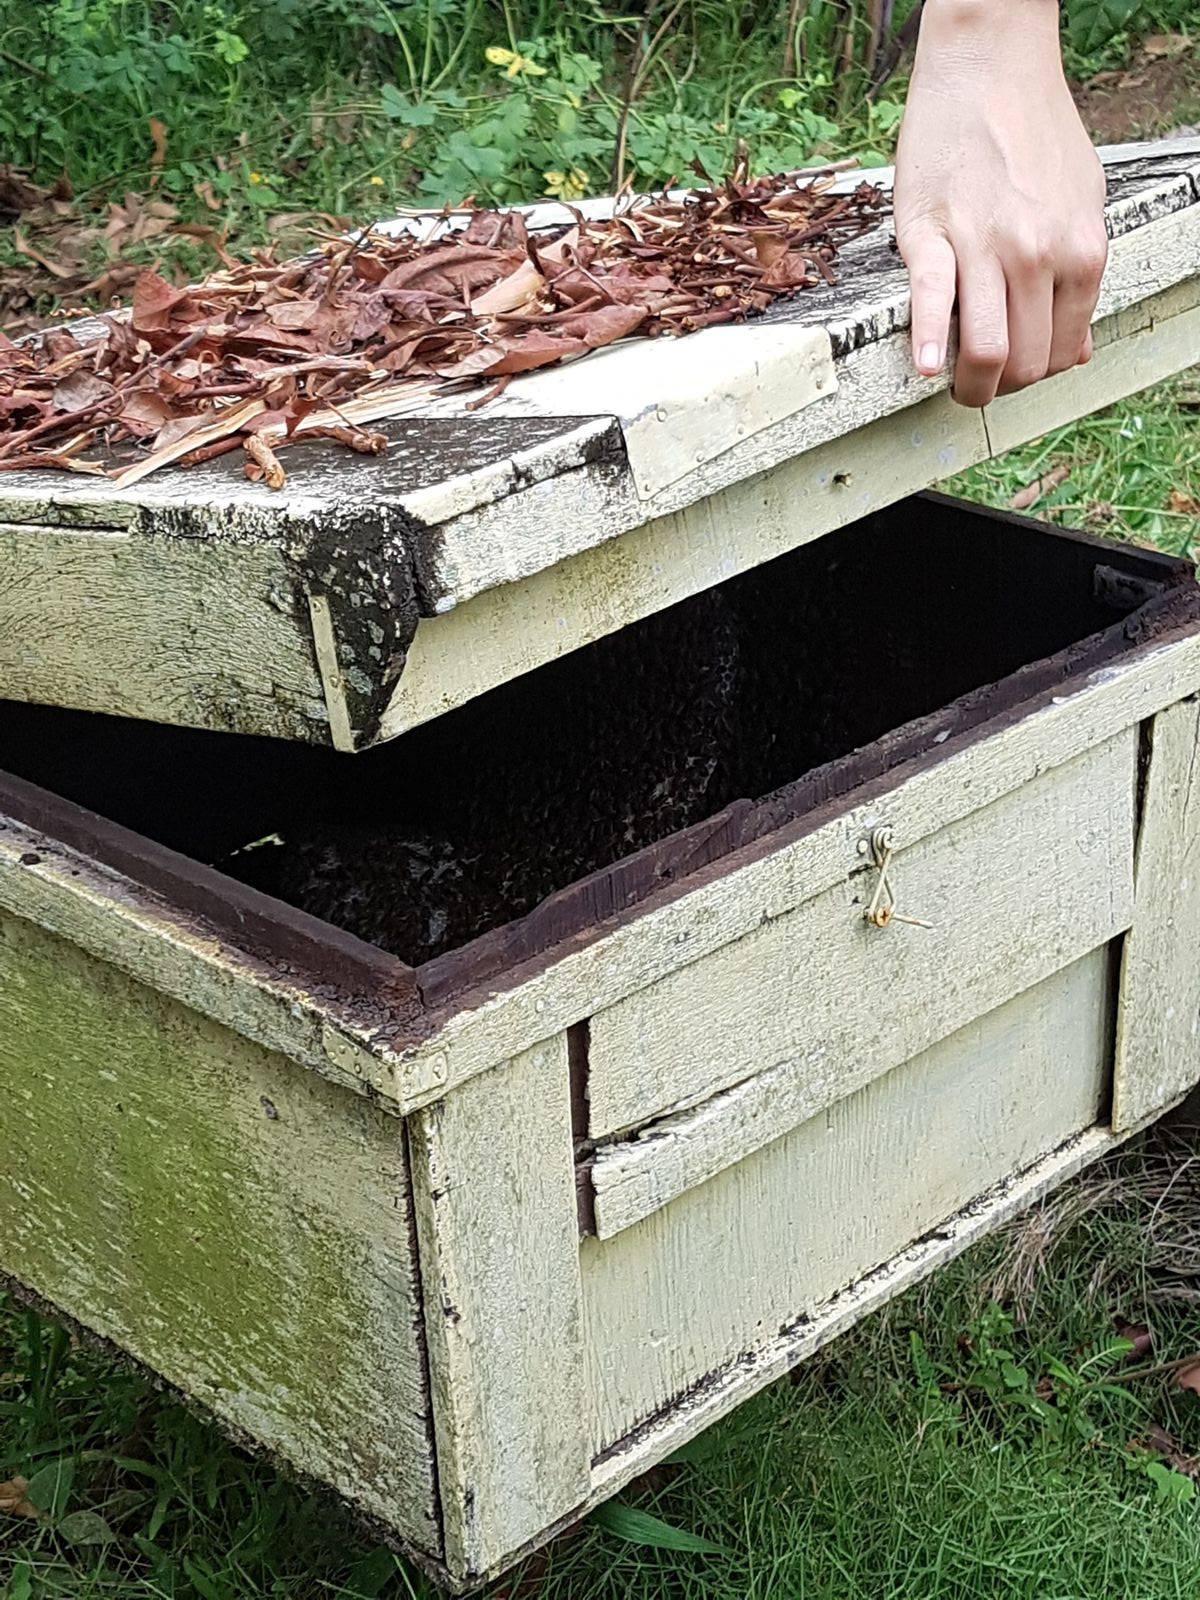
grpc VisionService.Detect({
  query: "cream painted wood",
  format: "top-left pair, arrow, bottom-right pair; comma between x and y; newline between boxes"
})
588,1126 -> 1120,1510
0,522 -> 327,738
1114,695 -> 1200,1130
589,736 -> 1138,1231
390,629 -> 1200,1112
0,820 -> 433,1108
409,1034 -> 590,1583
581,952 -> 1111,1454
0,909 -> 438,1547
3,627 -> 1197,1123
381,278 -> 1200,739
587,733 -> 1133,1143
0,142 -> 1194,747
411,157 -> 1200,604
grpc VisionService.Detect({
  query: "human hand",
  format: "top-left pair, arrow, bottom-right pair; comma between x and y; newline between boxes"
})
893,0 -> 1108,408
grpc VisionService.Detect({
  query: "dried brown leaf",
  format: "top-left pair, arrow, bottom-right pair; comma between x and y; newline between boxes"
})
1116,1321 -> 1153,1360
1143,33 -> 1190,56
1176,1360 -> 1200,1395
148,117 -> 168,183
1010,463 -> 1071,511
0,1477 -> 42,1520
471,259 -> 545,316
53,370 -> 116,412
244,433 -> 286,488
131,270 -> 191,333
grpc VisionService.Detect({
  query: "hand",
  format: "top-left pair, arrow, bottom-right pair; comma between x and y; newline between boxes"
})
893,0 -> 1109,408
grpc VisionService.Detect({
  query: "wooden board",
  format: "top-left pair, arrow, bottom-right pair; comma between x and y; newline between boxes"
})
580,950 -> 1111,1455
409,1034 -> 590,1582
586,731 -> 1134,1143
0,909 -> 439,1549
0,140 -> 1195,748
3,619 -> 1197,1124
384,273 -> 1200,739
1114,695 -> 1200,1129
387,626 -> 1200,1115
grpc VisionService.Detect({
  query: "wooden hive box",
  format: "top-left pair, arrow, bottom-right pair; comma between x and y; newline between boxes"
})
0,138 -> 1199,1591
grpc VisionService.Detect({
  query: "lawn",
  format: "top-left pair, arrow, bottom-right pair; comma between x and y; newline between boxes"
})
2,1 -> 1200,1596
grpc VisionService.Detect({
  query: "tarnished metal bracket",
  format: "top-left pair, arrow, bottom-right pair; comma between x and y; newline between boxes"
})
859,826 -> 933,930
493,321 -> 839,500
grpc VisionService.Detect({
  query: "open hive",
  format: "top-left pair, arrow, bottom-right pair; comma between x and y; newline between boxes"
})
0,138 -> 1198,1591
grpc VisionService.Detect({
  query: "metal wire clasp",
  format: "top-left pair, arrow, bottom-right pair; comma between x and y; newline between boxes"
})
861,826 -> 933,930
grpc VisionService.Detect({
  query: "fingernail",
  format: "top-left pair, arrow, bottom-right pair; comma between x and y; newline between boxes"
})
918,343 -> 942,373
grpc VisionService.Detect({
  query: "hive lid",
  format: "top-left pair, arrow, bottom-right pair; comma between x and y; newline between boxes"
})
1,137 -> 1197,752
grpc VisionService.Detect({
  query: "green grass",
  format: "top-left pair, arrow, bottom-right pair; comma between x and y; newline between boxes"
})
6,1119 -> 1200,1599
946,373 -> 1200,563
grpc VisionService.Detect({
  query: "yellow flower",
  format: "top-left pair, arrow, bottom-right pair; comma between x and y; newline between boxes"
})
485,44 -> 546,78
544,167 -> 589,201
248,170 -> 263,184
368,175 -> 385,186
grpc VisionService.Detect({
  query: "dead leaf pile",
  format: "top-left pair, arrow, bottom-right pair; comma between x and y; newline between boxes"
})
0,167 -> 886,489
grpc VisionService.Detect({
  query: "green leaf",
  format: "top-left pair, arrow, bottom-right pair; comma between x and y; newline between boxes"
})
25,1457 -> 75,1519
589,1502 -> 731,1555
1065,0 -> 1144,53
6,1562 -> 32,1600
344,1546 -> 398,1597
58,1509 -> 115,1546
1147,1461 -> 1197,1504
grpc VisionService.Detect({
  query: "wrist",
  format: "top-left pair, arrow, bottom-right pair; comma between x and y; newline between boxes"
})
920,0 -> 1062,48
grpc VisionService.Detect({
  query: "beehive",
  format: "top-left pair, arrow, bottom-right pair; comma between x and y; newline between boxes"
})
0,137 -> 1198,1590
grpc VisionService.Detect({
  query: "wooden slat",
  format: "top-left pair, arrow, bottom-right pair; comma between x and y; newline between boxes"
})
586,731 -> 1134,1147
382,275 -> 1200,739
0,521 -> 328,737
581,951 -> 1111,1455
390,627 -> 1200,1111
1114,695 -> 1200,1130
0,142 -> 1193,748
588,1126 -> 1120,1511
0,910 -> 439,1549
409,1035 -> 590,1582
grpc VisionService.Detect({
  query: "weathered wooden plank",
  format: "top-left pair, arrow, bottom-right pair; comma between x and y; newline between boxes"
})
390,628 -> 1200,1111
0,909 -> 438,1547
1113,695 -> 1200,1130
0,142 -> 1193,748
0,522 -> 329,739
586,731 -> 1134,1143
589,1126 -> 1120,1510
409,1035 -> 590,1582
581,951 -> 1111,1454
418,175 -> 1200,610
382,277 -> 1200,739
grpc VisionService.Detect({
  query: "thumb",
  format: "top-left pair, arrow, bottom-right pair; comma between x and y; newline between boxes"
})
900,227 -> 957,377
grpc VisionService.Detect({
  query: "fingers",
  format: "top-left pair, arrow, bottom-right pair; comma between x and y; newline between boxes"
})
953,252 -> 1009,409
1048,234 -> 1107,375
904,226 -> 1105,405
903,229 -> 957,377
998,269 -> 1053,397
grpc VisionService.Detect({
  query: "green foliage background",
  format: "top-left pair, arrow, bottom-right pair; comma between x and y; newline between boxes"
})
1,0 -> 1193,225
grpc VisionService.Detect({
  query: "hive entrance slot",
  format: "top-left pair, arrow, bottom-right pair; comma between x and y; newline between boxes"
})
0,495 -> 1193,986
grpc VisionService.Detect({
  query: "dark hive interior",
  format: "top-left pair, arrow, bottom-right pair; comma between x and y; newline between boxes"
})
0,496 -> 1171,969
